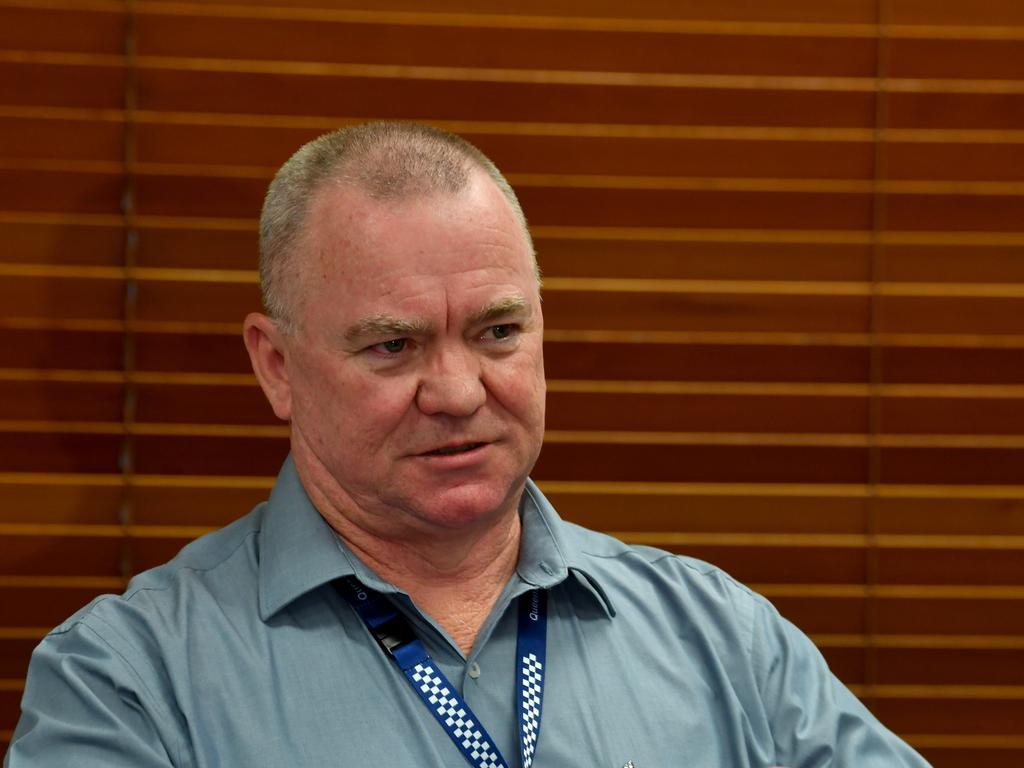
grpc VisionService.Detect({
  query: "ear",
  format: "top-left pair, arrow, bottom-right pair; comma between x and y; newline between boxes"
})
243,312 -> 293,421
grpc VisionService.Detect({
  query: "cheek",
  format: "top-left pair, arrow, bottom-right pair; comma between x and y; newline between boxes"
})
298,369 -> 418,446
488,353 -> 546,423
287,361 -> 355,435
521,342 -> 547,413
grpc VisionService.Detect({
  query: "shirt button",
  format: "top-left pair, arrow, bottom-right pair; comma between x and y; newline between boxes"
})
467,662 -> 481,679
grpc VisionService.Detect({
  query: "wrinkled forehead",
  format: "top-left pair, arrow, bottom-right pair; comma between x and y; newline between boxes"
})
296,171 -> 536,294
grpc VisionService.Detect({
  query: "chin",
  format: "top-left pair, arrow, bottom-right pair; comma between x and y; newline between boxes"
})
410,480 -> 524,530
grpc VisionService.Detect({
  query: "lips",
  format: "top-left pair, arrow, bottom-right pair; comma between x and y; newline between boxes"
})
423,442 -> 485,457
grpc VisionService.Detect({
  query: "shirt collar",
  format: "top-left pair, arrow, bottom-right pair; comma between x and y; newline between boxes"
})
258,456 -> 358,620
258,458 -> 615,620
517,479 -> 616,618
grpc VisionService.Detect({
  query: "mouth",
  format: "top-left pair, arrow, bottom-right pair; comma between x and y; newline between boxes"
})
422,442 -> 485,457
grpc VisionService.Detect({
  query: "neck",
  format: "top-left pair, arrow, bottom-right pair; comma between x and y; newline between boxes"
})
297,461 -> 523,654
341,514 -> 521,653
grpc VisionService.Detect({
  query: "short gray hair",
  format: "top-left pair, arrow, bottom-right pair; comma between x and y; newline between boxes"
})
259,121 -> 536,331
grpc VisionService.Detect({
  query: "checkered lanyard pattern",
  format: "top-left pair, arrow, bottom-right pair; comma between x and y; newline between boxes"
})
336,577 -> 548,768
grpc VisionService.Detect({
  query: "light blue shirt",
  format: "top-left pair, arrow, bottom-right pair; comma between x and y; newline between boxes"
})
6,458 -> 929,767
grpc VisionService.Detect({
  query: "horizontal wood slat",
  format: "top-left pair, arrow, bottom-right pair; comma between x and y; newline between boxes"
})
0,427 -> 1023,483
132,14 -> 880,77
2,524 -> 1023,587
0,60 -> 125,109
4,0 -> 886,26
11,0 -> 1024,35
890,0 -> 1024,27
0,5 -> 124,54
880,696 -> 1024,737
7,375 -> 1024,436
134,67 -> 878,126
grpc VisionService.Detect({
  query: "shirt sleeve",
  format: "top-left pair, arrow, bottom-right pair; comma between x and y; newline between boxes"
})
750,597 -> 932,768
4,619 -> 184,768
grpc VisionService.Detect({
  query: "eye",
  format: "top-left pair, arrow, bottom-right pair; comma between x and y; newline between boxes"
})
484,324 -> 519,341
370,338 -> 408,355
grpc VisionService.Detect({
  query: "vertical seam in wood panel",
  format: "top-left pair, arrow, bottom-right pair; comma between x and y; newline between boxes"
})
118,0 -> 139,580
866,0 -> 892,709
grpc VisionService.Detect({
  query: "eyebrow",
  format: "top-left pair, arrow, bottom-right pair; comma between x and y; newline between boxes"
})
343,314 -> 433,344
468,295 -> 530,327
342,295 -> 530,345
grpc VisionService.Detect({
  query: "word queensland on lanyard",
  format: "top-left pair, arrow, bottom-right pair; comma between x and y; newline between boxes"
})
335,577 -> 548,768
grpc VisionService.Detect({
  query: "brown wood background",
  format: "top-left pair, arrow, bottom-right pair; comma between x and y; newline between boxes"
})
3,0 -> 1024,763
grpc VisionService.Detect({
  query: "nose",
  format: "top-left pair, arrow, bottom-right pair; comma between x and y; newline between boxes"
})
415,345 -> 486,417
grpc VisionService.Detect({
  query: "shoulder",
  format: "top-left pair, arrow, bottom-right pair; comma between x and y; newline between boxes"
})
10,507 -> 268,766
49,503 -> 268,651
559,519 -> 769,648
561,517 -> 761,597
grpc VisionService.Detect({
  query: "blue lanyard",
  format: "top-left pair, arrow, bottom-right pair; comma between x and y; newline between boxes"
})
335,576 -> 548,768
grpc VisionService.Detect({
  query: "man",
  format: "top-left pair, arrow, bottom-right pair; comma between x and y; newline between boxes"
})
5,122 -> 930,767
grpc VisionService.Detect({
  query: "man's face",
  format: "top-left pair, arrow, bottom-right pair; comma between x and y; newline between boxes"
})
279,171 -> 545,536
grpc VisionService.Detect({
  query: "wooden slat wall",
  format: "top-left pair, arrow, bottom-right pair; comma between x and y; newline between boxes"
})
3,0 -> 1024,763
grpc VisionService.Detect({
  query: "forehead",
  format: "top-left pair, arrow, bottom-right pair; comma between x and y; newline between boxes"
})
297,172 -> 535,298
